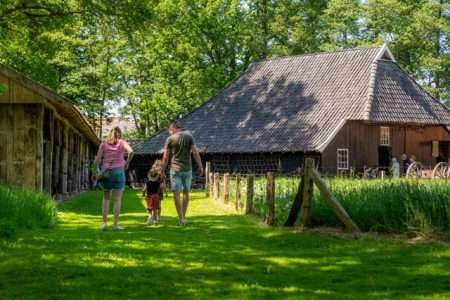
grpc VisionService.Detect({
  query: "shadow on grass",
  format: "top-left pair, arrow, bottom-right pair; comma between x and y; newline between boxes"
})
1,190 -> 449,299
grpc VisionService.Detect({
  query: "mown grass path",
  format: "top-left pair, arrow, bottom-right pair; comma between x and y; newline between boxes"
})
1,190 -> 449,300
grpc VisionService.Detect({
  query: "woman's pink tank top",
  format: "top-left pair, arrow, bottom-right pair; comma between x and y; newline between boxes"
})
102,139 -> 126,169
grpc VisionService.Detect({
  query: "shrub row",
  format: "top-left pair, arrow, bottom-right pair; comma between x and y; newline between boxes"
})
0,186 -> 58,239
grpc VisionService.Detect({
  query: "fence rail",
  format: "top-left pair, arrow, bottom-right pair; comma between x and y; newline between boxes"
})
205,158 -> 361,236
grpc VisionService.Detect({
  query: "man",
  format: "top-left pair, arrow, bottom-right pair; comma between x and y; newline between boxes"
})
161,121 -> 204,226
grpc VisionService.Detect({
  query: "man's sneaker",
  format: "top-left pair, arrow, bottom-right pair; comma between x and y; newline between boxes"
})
112,225 -> 125,231
146,216 -> 153,225
100,223 -> 107,231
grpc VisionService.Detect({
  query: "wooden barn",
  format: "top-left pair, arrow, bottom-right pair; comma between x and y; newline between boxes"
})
131,45 -> 450,178
0,65 -> 100,197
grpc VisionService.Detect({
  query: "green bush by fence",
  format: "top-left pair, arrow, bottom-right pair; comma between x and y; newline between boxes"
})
0,186 -> 58,239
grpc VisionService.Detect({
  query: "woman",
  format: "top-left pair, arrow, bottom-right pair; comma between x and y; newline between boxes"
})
94,127 -> 134,231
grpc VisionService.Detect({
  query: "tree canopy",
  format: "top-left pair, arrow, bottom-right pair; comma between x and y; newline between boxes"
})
1,0 -> 448,137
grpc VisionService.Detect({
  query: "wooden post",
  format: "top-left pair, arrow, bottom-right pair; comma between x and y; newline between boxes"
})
311,168 -> 361,234
236,175 -> 241,211
299,158 -> 314,229
36,105 -> 44,192
209,171 -> 214,198
245,175 -> 254,214
266,172 -> 275,226
214,172 -> 220,200
223,173 -> 230,203
284,176 -> 304,226
61,125 -> 68,195
205,162 -> 210,197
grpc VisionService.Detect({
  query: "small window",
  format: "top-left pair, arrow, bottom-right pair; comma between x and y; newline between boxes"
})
380,126 -> 390,146
337,148 -> 349,170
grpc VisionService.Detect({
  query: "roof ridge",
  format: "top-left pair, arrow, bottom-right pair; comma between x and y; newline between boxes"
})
255,46 -> 383,64
363,60 -> 380,120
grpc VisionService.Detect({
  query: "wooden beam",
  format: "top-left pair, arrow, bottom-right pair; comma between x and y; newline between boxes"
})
35,105 -> 44,191
245,175 -> 254,215
284,177 -> 304,227
223,173 -> 230,203
311,168 -> 361,234
236,175 -> 241,211
299,158 -> 314,229
205,161 -> 210,197
61,125 -> 68,194
213,172 -> 220,200
209,171 -> 214,198
266,172 -> 275,226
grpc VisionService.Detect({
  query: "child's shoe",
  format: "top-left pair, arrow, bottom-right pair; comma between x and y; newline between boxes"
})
100,223 -> 107,231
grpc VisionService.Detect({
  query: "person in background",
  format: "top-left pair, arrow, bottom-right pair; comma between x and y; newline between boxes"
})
161,121 -> 204,226
94,127 -> 134,231
401,153 -> 410,176
391,157 -> 400,178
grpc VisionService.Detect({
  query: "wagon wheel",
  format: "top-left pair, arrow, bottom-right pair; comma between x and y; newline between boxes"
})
406,162 -> 423,178
431,162 -> 449,179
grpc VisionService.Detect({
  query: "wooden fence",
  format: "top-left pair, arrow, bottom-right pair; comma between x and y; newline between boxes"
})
204,159 -> 360,236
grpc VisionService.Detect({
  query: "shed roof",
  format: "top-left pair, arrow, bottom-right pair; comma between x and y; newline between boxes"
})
136,46 -> 450,155
0,65 -> 100,145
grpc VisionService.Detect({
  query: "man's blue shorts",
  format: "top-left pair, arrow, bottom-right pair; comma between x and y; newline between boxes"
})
170,170 -> 192,192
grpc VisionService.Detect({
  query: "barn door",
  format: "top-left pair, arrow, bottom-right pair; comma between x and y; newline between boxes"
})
378,146 -> 392,168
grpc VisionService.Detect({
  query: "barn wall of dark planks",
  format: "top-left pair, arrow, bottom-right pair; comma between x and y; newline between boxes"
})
0,67 -> 99,197
321,120 -> 450,174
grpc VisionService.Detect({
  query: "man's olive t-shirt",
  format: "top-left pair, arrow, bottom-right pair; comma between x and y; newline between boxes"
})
164,131 -> 194,172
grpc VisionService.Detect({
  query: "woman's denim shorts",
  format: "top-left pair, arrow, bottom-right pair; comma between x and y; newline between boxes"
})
100,168 -> 125,191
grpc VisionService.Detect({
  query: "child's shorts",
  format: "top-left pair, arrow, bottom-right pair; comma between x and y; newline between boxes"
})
145,194 -> 161,211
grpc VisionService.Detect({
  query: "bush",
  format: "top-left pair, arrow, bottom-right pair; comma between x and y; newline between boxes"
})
0,186 -> 57,239
250,178 -> 450,233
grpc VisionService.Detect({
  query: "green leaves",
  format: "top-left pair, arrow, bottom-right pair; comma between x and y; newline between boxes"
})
0,0 -> 448,137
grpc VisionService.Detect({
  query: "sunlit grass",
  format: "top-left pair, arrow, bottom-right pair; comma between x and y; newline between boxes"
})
0,189 -> 449,299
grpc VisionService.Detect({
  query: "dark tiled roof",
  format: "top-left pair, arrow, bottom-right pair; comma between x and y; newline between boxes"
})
127,139 -> 145,151
367,60 -> 450,124
136,47 -> 450,155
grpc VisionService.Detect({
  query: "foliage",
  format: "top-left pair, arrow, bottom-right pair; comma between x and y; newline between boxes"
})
248,177 -> 450,233
0,185 -> 57,239
0,0 -> 448,136
0,190 -> 449,299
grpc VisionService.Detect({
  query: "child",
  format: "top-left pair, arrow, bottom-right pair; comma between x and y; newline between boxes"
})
143,164 -> 164,224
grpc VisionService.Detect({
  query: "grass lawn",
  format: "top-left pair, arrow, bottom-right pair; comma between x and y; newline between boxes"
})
0,190 -> 449,300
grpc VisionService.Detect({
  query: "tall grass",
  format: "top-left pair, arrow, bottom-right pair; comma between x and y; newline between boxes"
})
250,178 -> 450,233
0,185 -> 58,238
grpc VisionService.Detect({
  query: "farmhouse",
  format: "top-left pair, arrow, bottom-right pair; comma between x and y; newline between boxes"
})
132,45 -> 450,178
0,65 -> 100,197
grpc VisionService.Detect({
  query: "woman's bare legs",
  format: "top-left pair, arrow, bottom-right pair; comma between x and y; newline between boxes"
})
112,190 -> 123,227
102,191 -> 111,229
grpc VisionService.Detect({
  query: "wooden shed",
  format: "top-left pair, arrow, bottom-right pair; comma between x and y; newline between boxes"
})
131,45 -> 450,178
0,65 -> 100,197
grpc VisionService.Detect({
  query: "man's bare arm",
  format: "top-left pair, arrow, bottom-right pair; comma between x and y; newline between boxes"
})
192,145 -> 204,176
161,145 -> 169,175
122,141 -> 134,170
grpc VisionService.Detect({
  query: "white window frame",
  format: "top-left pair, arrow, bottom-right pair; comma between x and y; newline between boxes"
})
380,126 -> 390,146
337,148 -> 349,170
